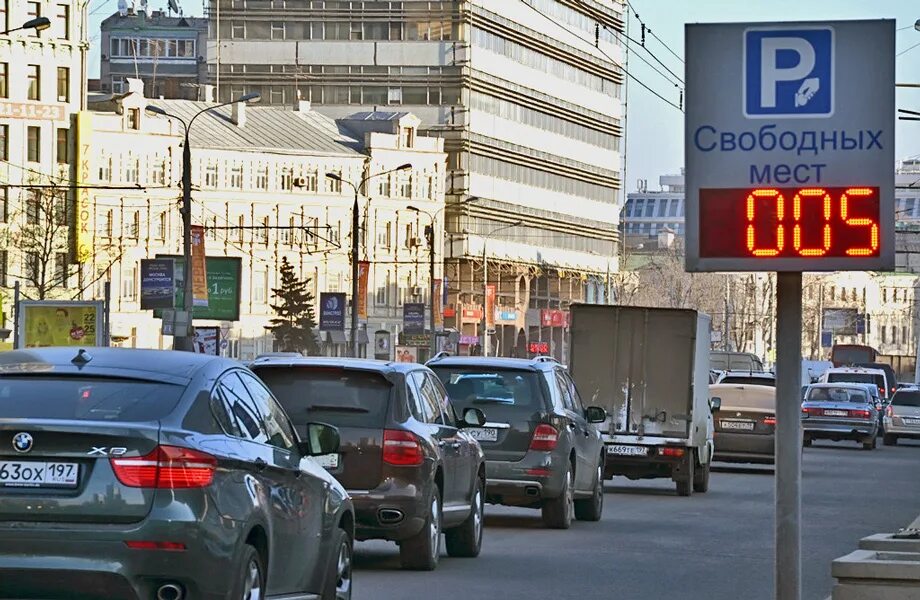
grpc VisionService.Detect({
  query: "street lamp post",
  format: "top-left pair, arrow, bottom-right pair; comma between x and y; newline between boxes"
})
327,164 -> 412,359
467,220 -> 523,357
0,16 -> 51,35
146,92 -> 261,351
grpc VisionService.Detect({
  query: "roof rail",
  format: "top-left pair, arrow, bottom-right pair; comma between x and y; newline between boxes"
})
532,356 -> 558,364
429,351 -> 451,362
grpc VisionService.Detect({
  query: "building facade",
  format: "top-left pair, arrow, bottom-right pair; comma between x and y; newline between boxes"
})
622,170 -> 685,249
99,8 -> 208,99
0,0 -> 88,336
72,82 -> 444,361
207,0 -> 625,359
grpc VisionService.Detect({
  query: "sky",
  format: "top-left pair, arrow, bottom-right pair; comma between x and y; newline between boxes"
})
84,0 -> 920,194
622,0 -> 920,192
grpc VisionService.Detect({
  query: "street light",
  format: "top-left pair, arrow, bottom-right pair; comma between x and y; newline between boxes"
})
0,16 -> 51,35
146,92 -> 261,351
464,219 -> 523,357
326,163 -> 412,358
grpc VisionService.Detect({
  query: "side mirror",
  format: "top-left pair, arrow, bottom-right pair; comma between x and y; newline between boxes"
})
585,405 -> 607,423
299,422 -> 340,456
461,407 -> 487,427
710,397 -> 722,412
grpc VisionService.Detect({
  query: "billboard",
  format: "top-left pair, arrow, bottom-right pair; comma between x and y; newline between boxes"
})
357,261 -> 369,320
140,258 -> 175,310
190,225 -> 209,308
73,111 -> 93,263
822,308 -> 859,335
193,326 -> 220,356
403,303 -> 425,334
155,256 -> 242,321
19,301 -> 104,348
319,293 -> 346,331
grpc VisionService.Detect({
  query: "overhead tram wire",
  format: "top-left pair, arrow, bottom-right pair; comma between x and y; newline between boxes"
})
624,0 -> 685,64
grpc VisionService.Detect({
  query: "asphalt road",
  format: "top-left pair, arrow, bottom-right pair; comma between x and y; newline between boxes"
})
352,438 -> 920,600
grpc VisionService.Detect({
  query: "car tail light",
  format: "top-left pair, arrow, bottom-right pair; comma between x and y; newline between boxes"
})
111,446 -> 217,489
382,430 -> 424,466
660,446 -> 685,458
763,416 -> 776,426
848,409 -> 871,419
529,424 -> 559,451
802,407 -> 822,417
124,541 -> 187,551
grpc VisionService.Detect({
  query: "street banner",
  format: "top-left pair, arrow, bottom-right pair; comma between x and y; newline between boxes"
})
193,326 -> 220,355
403,303 -> 425,334
320,293 -> 346,331
190,225 -> 209,308
485,284 -> 496,328
73,111 -> 94,263
140,258 -> 175,310
19,301 -> 104,348
357,261 -> 369,320
155,256 -> 242,321
434,279 -> 443,328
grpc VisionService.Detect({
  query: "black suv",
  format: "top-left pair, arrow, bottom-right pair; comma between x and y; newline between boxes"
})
251,357 -> 487,571
427,356 -> 607,529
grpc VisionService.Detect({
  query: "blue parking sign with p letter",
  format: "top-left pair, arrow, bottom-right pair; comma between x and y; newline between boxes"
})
744,28 -> 833,118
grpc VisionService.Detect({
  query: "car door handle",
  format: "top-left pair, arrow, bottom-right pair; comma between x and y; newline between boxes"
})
254,458 -> 268,471
450,442 -> 462,449
437,440 -> 447,447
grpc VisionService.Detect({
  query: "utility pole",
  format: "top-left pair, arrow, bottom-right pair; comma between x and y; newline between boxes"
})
481,239 -> 489,356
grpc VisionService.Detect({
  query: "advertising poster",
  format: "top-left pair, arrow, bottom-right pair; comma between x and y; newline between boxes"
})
403,303 -> 425,334
190,225 -> 209,308
357,261 -> 369,320
20,302 -> 103,348
155,256 -> 242,321
193,326 -> 220,356
433,279 -> 443,328
140,258 -> 175,310
395,346 -> 418,363
485,284 -> 497,328
320,293 -> 346,331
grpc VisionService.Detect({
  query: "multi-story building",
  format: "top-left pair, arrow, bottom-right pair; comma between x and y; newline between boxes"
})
622,170 -> 685,249
99,7 -> 208,99
0,0 -> 88,334
207,0 -> 625,359
74,80 -> 445,361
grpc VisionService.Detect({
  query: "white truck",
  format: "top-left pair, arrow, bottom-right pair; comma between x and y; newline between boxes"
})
568,305 -> 714,496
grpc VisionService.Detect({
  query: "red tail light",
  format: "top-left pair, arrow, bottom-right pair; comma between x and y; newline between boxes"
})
659,446 -> 685,458
848,409 -> 871,419
125,541 -> 187,551
383,430 -> 424,466
529,424 -> 559,451
763,416 -> 776,426
802,407 -> 822,416
111,446 -> 217,489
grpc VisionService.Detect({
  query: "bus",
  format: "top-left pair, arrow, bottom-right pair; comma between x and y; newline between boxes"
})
830,344 -> 878,367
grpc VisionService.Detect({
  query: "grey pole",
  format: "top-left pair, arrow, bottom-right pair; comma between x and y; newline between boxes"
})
775,271 -> 803,600
428,219 -> 436,359
12,280 -> 20,349
350,189 -> 360,358
174,129 -> 194,351
482,239 -> 488,356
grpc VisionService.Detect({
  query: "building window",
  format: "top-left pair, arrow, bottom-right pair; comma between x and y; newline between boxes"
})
27,65 -> 40,100
55,3 -> 69,39
255,165 -> 269,190
259,216 -> 269,245
280,167 -> 293,191
883,288 -> 888,303
25,252 -> 39,281
26,126 -> 41,163
0,124 -> 7,161
0,63 -> 6,98
204,163 -> 218,187
378,175 -> 391,197
231,21 -> 245,38
236,215 -> 245,243
0,188 -> 6,223
297,171 -> 317,192
400,127 -> 415,148
270,21 -> 285,39
128,210 -> 139,239
253,269 -> 268,303
150,157 -> 167,184
55,252 -> 69,288
26,1 -> 40,37
0,0 -> 6,33
25,191 -> 39,224
54,196 -> 68,226
98,156 -> 112,181
377,221 -> 391,248
127,107 -> 139,130
122,265 -> 137,300
157,212 -> 167,239
125,156 -> 139,182
55,128 -> 68,164
326,170 -> 342,193
103,210 -> 114,237
229,165 -> 243,188
0,250 -> 6,287
398,174 -> 411,198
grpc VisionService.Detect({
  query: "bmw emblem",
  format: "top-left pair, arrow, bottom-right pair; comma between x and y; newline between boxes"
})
12,432 -> 33,454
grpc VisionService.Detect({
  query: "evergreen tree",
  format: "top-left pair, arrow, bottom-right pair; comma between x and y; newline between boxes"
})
266,257 -> 320,355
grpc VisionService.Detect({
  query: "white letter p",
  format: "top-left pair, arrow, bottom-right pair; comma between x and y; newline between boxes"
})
760,37 -> 815,108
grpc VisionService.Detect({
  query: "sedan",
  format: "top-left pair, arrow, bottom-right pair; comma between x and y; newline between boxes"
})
710,383 -> 776,464
883,388 -> 920,445
802,383 -> 880,450
0,347 -> 354,600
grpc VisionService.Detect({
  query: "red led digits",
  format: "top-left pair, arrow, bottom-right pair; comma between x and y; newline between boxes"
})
746,189 -> 785,257
793,189 -> 832,257
841,187 -> 880,257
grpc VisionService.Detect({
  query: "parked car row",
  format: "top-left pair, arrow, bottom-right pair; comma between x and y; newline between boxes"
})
0,348 -> 612,600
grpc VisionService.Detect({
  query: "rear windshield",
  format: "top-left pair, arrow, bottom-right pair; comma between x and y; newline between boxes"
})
807,387 -> 868,403
254,368 -> 391,428
0,376 -> 184,421
719,376 -> 775,387
827,373 -> 884,389
892,391 -> 920,407
431,368 -> 546,416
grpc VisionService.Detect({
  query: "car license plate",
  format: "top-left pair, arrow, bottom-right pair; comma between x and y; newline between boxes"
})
313,454 -> 339,469
720,420 -> 755,431
467,428 -> 498,442
607,445 -> 648,456
902,418 -> 920,426
824,410 -> 848,417
0,461 -> 78,488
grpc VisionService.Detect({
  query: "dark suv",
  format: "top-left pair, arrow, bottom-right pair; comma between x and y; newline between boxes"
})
251,357 -> 486,571
0,348 -> 353,600
427,356 -> 607,529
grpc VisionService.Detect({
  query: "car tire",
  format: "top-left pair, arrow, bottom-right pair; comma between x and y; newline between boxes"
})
445,477 -> 484,558
884,434 -> 898,446
233,545 -> 266,600
542,465 -> 574,529
676,455 -> 694,497
574,462 -> 604,521
862,438 -> 875,451
803,436 -> 812,448
320,527 -> 353,600
692,451 -> 710,494
400,487 -> 441,571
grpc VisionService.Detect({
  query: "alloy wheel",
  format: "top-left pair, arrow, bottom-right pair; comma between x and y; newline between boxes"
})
242,557 -> 263,600
335,538 -> 353,599
429,495 -> 441,562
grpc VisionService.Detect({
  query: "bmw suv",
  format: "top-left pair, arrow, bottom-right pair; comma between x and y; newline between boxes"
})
0,348 -> 354,600
428,356 -> 607,529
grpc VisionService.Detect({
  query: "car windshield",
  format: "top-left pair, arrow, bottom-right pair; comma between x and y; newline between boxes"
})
807,387 -> 868,403
826,373 -> 884,390
0,376 -> 184,421
892,390 -> 920,407
254,367 -> 391,428
431,368 -> 545,415
719,376 -> 775,387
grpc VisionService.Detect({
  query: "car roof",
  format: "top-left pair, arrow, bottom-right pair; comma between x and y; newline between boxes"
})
720,371 -> 775,377
248,355 -> 422,374
826,367 -> 885,375
809,382 -> 872,390
0,347 -> 228,385
426,355 -> 559,371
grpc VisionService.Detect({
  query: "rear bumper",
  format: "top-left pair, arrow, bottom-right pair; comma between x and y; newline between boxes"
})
714,432 -> 775,463
803,420 -> 878,440
349,480 -> 428,542
483,452 -> 567,505
883,418 -> 920,437
603,444 -> 691,481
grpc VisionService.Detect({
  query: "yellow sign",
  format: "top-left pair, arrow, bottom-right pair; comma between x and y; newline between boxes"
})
190,225 -> 209,307
20,302 -> 103,348
74,111 -> 94,263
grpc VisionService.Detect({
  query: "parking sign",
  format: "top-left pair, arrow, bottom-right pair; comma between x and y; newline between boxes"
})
744,28 -> 834,118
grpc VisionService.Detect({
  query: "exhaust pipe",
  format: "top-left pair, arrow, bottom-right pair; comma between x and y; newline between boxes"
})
378,508 -> 404,524
525,486 -> 540,497
156,583 -> 184,600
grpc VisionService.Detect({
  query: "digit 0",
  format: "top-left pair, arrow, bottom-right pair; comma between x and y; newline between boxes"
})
793,189 -> 832,257
841,188 -> 879,257
746,189 -> 785,257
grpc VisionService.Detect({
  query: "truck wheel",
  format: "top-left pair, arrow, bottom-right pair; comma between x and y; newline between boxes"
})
676,455 -> 694,497
692,451 -> 710,494
883,434 -> 897,446
542,467 -> 574,529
